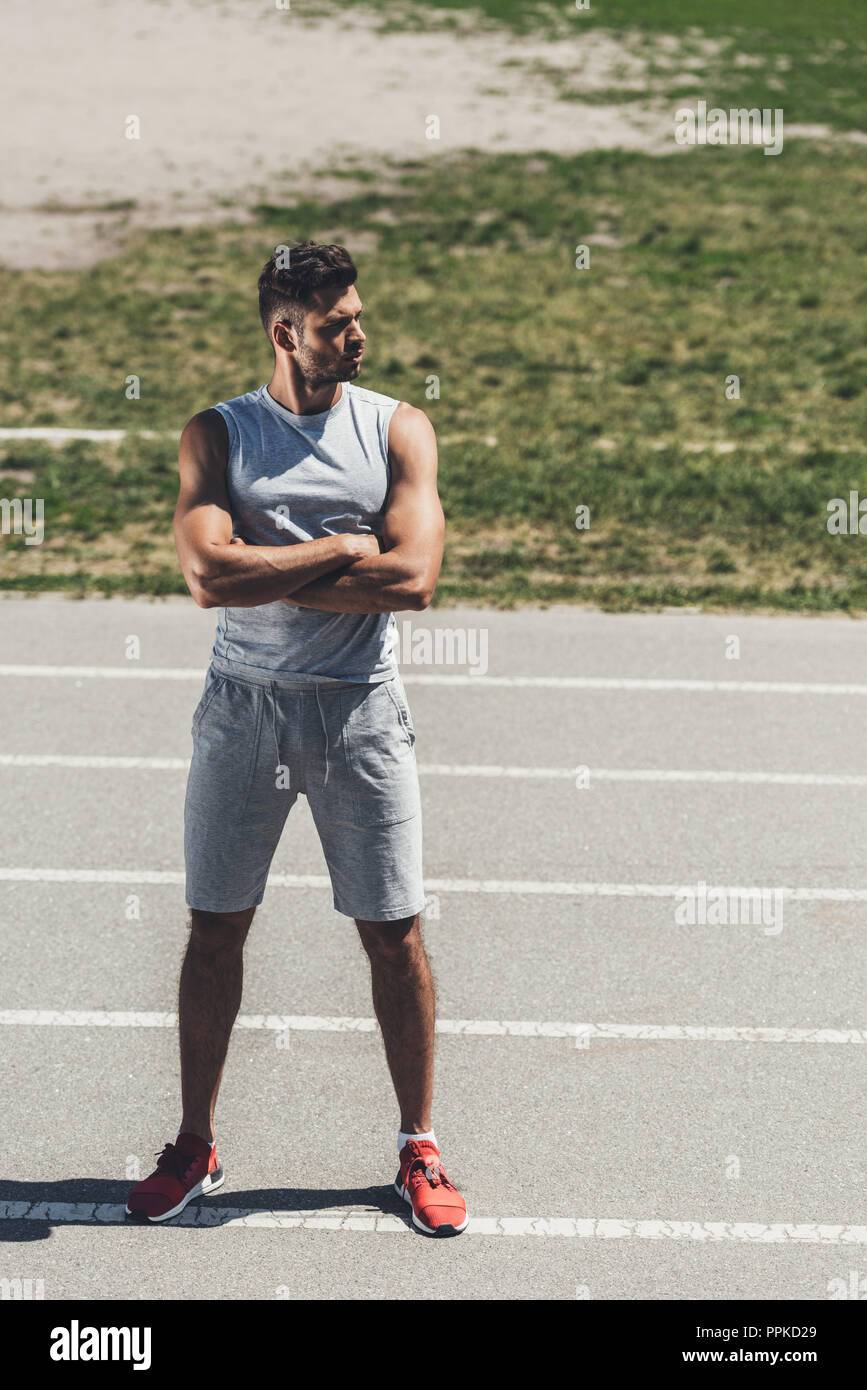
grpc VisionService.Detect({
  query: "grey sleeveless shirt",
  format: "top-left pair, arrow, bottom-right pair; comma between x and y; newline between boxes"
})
210,382 -> 401,683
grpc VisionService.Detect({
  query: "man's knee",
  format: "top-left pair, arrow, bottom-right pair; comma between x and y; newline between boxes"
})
356,914 -> 421,961
189,906 -> 255,952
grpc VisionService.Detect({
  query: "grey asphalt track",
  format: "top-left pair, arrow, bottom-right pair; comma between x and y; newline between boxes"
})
0,598 -> 865,1301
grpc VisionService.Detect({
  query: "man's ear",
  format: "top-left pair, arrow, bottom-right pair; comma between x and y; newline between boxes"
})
272,320 -> 298,353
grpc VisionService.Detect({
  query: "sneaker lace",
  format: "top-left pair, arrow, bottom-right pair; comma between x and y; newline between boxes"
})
406,1143 -> 453,1191
154,1142 -> 198,1183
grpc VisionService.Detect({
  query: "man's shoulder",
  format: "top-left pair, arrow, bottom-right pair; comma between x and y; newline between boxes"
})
345,381 -> 403,413
211,386 -> 265,415
386,400 -> 435,445
346,386 -> 433,438
182,388 -> 266,447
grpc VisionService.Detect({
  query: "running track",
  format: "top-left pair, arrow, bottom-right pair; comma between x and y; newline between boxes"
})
0,599 -> 864,1299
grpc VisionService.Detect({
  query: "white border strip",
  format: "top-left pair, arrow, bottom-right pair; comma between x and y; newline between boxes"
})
405,675 -> 867,694
0,665 -> 202,681
0,425 -> 858,459
1,867 -> 865,903
425,766 -> 867,786
0,1010 -> 863,1044
0,755 -> 191,770
2,664 -> 867,694
0,1202 -> 864,1242
2,753 -> 867,786
0,428 -> 177,442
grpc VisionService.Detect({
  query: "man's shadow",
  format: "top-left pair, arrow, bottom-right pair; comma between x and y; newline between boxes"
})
0,1177 -> 412,1242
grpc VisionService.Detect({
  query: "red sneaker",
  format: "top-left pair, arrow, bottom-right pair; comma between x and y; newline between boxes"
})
125,1133 -> 223,1223
395,1138 -> 468,1237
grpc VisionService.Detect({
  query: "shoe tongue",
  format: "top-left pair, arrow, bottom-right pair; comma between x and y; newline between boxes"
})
175,1132 -> 209,1155
408,1139 -> 438,1157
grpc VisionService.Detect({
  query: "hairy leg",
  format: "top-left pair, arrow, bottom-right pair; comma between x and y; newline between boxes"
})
178,906 -> 255,1142
355,914 -> 435,1133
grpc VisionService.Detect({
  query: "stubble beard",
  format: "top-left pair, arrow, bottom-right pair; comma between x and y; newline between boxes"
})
297,341 -> 361,388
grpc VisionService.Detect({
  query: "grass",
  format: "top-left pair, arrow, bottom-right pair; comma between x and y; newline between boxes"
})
1,140 -> 867,609
321,0 -> 867,133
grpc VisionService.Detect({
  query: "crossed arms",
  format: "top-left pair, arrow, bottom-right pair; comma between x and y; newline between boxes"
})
173,402 -> 444,613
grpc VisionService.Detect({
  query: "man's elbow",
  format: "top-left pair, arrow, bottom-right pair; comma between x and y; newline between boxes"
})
190,583 -> 216,609
187,563 -> 219,609
404,577 -> 435,611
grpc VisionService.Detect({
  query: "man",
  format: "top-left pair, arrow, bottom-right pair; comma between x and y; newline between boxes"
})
125,242 -> 467,1237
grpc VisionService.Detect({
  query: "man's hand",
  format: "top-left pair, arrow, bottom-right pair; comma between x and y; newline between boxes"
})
278,404 -> 443,614
230,532 -> 379,605
342,534 -> 382,563
173,412 -> 385,610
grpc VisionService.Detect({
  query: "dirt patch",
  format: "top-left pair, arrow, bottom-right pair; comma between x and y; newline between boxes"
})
0,0 -> 706,269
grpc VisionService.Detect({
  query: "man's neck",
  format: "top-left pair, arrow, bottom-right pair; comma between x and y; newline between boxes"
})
267,369 -> 342,416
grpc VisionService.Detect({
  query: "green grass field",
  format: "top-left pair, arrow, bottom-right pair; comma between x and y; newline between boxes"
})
1,1 -> 866,609
332,0 -> 867,132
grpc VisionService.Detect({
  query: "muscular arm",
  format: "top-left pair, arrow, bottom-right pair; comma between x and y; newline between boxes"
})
173,410 -> 377,609
282,403 -> 444,613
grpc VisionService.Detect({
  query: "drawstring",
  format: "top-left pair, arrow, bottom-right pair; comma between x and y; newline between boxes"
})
265,680 -> 333,790
315,684 -> 331,789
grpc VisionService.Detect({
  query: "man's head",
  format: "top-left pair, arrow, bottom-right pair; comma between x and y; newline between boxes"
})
258,242 -> 365,387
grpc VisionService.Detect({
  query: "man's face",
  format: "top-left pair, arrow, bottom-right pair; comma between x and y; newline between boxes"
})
289,284 -> 366,387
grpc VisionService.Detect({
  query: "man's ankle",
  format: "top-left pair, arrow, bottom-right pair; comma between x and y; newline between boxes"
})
178,1120 -> 215,1144
398,1126 -> 437,1151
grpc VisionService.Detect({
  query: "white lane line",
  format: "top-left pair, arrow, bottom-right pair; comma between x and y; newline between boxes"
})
0,428 -> 178,442
423,879 -> 867,902
0,755 -> 190,770
0,1010 -> 863,1044
405,675 -> 867,694
0,426 -> 856,458
4,754 -> 867,787
1,867 -> 866,903
0,1202 -> 864,1242
423,767 -> 867,786
0,665 -> 202,681
2,664 -> 867,694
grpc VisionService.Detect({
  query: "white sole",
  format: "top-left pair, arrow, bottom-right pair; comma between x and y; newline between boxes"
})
126,1168 -> 224,1224
394,1178 -> 469,1237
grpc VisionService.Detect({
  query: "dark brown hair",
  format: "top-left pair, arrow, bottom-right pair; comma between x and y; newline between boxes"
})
257,241 -> 357,338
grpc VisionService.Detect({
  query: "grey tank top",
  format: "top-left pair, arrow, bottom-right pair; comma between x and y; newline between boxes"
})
210,381 -> 400,683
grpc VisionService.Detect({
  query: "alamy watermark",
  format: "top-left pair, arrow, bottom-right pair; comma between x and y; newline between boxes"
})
0,497 -> 44,545
827,1270 -> 867,1299
50,1321 -> 151,1370
1,1277 -> 44,1300
827,491 -> 867,535
675,101 -> 784,156
383,619 -> 488,676
675,881 -> 784,936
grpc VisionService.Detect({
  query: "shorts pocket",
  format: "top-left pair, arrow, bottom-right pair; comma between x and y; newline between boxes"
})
338,681 -> 420,827
384,677 -> 415,748
191,669 -> 227,736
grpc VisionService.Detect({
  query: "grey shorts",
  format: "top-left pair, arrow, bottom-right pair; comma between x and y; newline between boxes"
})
184,661 -> 424,921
